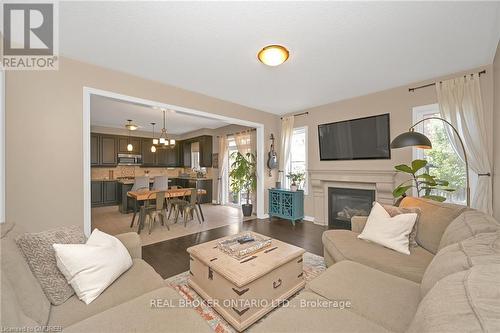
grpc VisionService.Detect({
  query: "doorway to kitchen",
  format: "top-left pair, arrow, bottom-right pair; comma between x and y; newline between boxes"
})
83,87 -> 266,238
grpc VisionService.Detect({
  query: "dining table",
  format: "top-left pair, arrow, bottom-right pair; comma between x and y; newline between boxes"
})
127,188 -> 207,234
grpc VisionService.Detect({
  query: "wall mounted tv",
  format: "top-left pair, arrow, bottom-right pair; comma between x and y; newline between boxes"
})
318,113 -> 391,160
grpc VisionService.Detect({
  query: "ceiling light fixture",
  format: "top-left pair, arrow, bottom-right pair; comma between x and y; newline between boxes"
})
150,122 -> 157,153
257,45 -> 289,66
125,119 -> 134,152
158,109 -> 175,148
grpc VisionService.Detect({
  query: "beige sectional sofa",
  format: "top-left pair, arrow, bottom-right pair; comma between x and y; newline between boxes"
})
3,196 -> 500,333
1,222 -> 212,333
253,197 -> 500,332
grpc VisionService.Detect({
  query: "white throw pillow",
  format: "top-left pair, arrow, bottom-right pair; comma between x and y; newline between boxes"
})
53,229 -> 133,304
358,202 -> 418,255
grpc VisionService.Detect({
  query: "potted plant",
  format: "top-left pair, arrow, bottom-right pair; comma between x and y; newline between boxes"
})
393,159 -> 455,203
286,171 -> 305,191
229,152 -> 257,216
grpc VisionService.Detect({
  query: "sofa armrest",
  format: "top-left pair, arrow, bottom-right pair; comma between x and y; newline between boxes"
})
115,232 -> 142,259
351,216 -> 368,233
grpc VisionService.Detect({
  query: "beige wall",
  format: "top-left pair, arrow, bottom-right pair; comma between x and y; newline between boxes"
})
494,43 -> 500,220
6,57 -> 279,232
290,65 -> 494,219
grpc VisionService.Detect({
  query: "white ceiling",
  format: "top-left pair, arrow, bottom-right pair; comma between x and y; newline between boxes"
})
61,2 -> 500,115
90,95 -> 229,134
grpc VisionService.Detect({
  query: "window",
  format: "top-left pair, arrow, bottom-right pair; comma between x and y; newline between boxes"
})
285,127 -> 308,193
412,104 -> 467,205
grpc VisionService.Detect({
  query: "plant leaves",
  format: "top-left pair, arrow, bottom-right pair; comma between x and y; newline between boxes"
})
395,164 -> 414,174
416,173 -> 435,182
393,185 -> 412,198
411,159 -> 428,173
423,195 -> 447,202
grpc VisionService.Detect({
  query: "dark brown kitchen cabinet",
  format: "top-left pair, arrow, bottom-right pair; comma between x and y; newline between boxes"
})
141,138 -> 156,166
198,135 -> 213,167
90,134 -> 99,166
91,133 -> 117,167
165,145 -> 179,167
118,137 -> 141,154
91,180 -> 118,207
100,135 -> 117,165
182,141 -> 192,167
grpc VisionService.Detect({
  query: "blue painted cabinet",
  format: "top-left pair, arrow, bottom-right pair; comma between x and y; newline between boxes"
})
268,189 -> 304,225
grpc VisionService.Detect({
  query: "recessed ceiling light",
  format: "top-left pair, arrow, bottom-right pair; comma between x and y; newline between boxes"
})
257,45 -> 289,67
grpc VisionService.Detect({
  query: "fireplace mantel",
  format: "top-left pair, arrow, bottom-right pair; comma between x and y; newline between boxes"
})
309,169 -> 396,226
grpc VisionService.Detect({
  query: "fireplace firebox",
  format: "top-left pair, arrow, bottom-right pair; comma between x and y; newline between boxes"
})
328,187 -> 375,229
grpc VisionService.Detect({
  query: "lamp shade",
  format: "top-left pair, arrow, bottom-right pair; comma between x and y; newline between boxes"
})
391,131 -> 432,149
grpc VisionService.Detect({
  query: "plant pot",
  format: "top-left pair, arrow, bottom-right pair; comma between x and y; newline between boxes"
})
242,204 -> 253,216
290,184 -> 298,192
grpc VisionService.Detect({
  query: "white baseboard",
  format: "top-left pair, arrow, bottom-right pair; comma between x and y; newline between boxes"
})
304,215 -> 315,222
258,213 -> 269,219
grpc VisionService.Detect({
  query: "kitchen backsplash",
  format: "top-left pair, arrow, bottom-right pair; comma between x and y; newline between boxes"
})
91,166 -> 214,180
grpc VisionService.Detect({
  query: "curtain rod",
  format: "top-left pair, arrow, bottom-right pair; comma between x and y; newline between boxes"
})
280,111 -> 309,120
216,128 -> 256,138
408,70 -> 486,92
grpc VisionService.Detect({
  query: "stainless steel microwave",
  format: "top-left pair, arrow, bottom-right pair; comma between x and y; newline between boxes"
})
117,154 -> 142,165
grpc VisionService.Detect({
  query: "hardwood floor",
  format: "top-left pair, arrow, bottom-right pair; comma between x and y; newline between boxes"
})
142,218 -> 327,279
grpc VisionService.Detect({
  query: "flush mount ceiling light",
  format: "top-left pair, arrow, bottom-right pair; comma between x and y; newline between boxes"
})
257,45 -> 289,66
125,119 -> 138,131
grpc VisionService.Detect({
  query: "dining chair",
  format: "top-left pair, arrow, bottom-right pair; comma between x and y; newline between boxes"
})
152,176 -> 168,190
167,185 -> 188,220
143,191 -> 170,234
129,176 -> 150,228
174,188 -> 202,227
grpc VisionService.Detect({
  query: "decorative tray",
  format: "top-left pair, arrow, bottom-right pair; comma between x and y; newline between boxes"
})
217,232 -> 272,259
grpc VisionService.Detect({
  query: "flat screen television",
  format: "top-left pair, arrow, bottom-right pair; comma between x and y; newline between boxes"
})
318,113 -> 391,160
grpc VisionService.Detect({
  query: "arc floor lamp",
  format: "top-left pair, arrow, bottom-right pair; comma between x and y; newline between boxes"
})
390,116 -> 470,207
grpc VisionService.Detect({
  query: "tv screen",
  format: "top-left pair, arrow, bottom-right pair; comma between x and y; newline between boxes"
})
318,114 -> 391,160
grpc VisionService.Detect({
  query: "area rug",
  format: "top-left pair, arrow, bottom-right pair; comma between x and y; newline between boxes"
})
165,252 -> 326,333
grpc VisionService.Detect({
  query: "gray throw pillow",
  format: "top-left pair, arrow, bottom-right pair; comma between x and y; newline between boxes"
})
16,226 -> 86,305
379,203 -> 421,247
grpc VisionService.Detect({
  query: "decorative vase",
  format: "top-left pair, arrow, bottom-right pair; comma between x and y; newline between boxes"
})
290,184 -> 298,192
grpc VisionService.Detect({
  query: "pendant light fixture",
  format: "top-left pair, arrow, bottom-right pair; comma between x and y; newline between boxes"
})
125,119 -> 135,152
158,109 -> 175,148
150,122 -> 157,153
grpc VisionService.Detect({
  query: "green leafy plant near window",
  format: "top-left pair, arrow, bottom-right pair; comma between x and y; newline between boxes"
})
229,152 -> 257,208
286,171 -> 305,188
393,159 -> 455,203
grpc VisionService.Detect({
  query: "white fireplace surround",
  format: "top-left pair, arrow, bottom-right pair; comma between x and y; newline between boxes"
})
309,170 -> 396,226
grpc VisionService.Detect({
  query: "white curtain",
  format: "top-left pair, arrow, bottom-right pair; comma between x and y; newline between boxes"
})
234,131 -> 253,155
279,116 -> 295,184
436,74 -> 492,214
217,136 -> 229,205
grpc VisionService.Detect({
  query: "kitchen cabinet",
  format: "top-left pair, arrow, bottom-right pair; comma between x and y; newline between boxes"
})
182,141 -> 192,167
91,134 -> 100,166
165,145 -> 179,167
91,133 -> 117,167
198,135 -> 213,167
100,135 -> 118,165
118,137 -> 141,154
91,180 -> 118,207
141,138 -> 156,166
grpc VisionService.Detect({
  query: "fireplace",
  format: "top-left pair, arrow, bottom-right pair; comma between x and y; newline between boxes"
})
328,187 -> 375,229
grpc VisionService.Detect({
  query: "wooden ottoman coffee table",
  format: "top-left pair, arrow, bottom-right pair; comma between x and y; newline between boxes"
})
187,232 -> 305,331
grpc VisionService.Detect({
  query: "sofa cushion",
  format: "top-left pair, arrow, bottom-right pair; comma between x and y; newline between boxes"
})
16,225 -> 86,305
399,197 -> 466,254
438,210 -> 500,250
1,272 -> 39,329
421,231 -> 500,297
323,230 -> 433,283
1,222 -> 51,325
381,204 -> 421,247
64,287 -> 213,333
407,265 -> 500,333
251,290 -> 390,333
48,259 -> 165,327
308,261 -> 420,332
